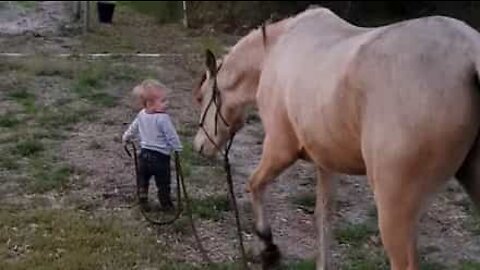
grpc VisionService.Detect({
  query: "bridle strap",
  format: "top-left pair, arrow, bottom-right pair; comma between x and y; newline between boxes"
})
198,69 -> 232,155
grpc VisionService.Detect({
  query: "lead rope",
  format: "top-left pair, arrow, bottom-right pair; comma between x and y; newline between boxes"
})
223,134 -> 250,270
198,70 -> 249,269
174,151 -> 213,265
124,142 -> 212,265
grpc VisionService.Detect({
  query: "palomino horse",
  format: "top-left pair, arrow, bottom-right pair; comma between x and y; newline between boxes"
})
193,7 -> 480,270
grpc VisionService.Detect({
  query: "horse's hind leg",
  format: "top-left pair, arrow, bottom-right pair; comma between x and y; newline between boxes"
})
315,170 -> 335,270
456,137 -> 480,209
370,170 -> 435,270
247,135 -> 297,269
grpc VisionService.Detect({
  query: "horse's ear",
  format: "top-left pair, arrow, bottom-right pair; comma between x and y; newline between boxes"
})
205,49 -> 217,77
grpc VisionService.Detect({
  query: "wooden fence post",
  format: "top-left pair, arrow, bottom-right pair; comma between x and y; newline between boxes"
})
83,1 -> 90,34
182,1 -> 188,28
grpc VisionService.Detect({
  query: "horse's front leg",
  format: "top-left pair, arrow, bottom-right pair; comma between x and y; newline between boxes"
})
247,135 -> 297,269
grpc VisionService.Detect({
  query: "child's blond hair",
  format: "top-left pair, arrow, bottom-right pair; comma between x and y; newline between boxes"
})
132,79 -> 169,112
141,79 -> 168,93
132,79 -> 166,102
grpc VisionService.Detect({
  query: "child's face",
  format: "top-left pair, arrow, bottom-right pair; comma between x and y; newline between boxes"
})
143,86 -> 168,111
144,86 -> 166,103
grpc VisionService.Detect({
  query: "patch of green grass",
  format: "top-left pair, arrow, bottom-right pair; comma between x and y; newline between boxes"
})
0,112 -> 20,128
191,195 -> 230,221
27,164 -> 73,193
7,88 -> 36,113
421,261 -> 448,270
0,208 -> 187,270
367,205 -> 378,219
466,214 -> 480,235
22,155 -> 74,193
179,139 -> 218,178
37,105 -> 95,129
177,122 -> 198,137
91,92 -> 117,107
171,217 -> 193,235
460,261 -> 480,270
335,223 -> 377,247
200,263 -> 241,270
10,57 -> 79,78
76,65 -> 107,89
343,249 -> 388,270
281,259 -> 315,270
16,1 -> 37,10
0,155 -> 19,171
110,64 -> 145,82
8,88 -> 32,100
13,139 -> 44,157
87,140 -> 104,150
72,65 -> 120,107
292,192 -> 316,209
198,36 -> 225,56
0,60 -> 24,72
458,198 -> 480,235
120,1 -> 183,23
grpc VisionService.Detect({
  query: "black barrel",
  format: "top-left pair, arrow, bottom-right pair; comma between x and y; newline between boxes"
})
97,2 -> 116,24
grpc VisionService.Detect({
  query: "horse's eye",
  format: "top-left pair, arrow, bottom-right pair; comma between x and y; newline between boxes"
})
196,96 -> 203,104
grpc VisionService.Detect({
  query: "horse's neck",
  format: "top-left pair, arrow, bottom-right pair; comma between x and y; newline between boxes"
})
229,19 -> 291,104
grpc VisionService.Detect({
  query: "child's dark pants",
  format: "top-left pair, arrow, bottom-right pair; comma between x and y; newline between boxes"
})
137,148 -> 173,209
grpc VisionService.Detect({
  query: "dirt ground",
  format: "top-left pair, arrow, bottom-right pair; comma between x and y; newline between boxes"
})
1,2 -> 480,270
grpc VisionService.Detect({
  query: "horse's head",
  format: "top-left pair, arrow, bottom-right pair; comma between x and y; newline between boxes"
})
193,49 -> 252,157
192,21 -> 290,157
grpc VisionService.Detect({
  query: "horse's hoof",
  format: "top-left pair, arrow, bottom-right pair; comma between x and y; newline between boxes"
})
260,244 -> 281,269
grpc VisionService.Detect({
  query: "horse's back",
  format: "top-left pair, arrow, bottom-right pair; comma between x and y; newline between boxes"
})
354,16 -> 480,176
260,9 -> 480,175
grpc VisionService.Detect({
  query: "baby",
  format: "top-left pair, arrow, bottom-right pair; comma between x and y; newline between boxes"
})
123,79 -> 182,212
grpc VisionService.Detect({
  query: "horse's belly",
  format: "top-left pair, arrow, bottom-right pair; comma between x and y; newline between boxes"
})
298,119 -> 366,175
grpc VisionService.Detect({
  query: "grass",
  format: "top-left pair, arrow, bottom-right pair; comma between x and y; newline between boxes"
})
72,65 -> 114,107
22,58 -> 78,78
335,223 -> 378,247
0,155 -> 19,171
179,140 -> 221,178
7,88 -> 36,113
343,250 -> 388,270
0,208 -> 185,270
198,36 -> 226,56
119,1 -> 183,23
16,1 -> 37,10
0,112 -> 20,128
1,61 -> 105,194
27,162 -> 73,193
37,105 -> 95,129
460,261 -> 480,270
421,261 -> 448,270
334,220 -> 388,269
191,195 -> 231,221
13,139 -> 44,157
72,64 -> 144,108
171,216 -> 193,235
87,140 -> 103,150
177,122 -> 198,137
292,192 -> 316,209
457,198 -> 480,235
281,259 -> 315,270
